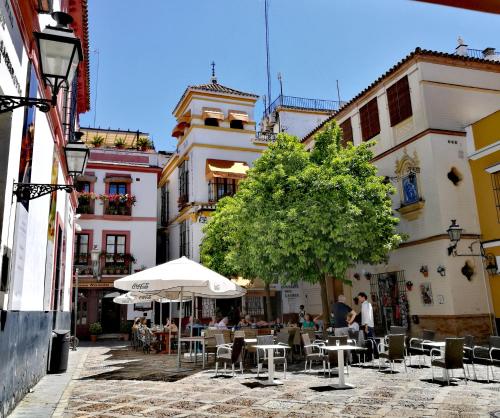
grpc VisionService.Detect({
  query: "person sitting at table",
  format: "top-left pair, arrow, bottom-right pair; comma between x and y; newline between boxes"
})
164,318 -> 178,333
272,317 -> 284,330
313,314 -> 326,332
301,314 -> 316,330
238,314 -> 252,328
208,316 -> 218,328
216,316 -> 229,329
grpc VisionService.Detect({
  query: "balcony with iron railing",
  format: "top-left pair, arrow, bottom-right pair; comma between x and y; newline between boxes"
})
74,253 -> 92,275
265,95 -> 346,116
453,47 -> 499,60
102,253 -> 135,276
253,131 -> 278,143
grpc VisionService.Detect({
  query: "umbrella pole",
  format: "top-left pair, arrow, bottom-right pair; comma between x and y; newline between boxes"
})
168,302 -> 172,355
160,301 -> 163,327
177,288 -> 183,369
190,295 -> 194,356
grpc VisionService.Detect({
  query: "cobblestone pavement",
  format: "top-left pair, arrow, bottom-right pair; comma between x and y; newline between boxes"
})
57,342 -> 500,418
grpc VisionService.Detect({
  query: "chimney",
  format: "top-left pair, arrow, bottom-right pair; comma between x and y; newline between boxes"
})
455,36 -> 468,56
482,47 -> 499,61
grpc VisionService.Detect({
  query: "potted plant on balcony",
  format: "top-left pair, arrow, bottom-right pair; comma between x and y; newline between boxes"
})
120,321 -> 132,341
89,322 -> 102,342
114,137 -> 126,149
137,137 -> 151,151
91,135 -> 104,148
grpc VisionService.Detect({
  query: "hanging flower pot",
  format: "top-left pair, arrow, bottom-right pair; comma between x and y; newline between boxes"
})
406,281 -> 414,291
353,273 -> 360,281
419,265 -> 429,277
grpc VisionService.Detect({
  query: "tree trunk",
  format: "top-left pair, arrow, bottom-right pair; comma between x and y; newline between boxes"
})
265,282 -> 272,322
319,274 -> 330,326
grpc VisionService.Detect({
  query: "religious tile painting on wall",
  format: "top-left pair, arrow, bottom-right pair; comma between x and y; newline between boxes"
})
420,282 -> 433,305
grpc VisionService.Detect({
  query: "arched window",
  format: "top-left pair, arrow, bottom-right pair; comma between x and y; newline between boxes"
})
230,119 -> 244,129
204,118 -> 219,127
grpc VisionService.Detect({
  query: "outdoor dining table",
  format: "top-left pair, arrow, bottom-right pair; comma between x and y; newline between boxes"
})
152,331 -> 175,354
244,338 -> 257,344
255,344 -> 290,386
321,345 -> 366,389
182,336 -> 206,369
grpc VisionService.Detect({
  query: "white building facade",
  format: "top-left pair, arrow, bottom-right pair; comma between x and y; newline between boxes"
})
75,128 -> 165,335
303,46 -> 500,339
0,1 -> 90,416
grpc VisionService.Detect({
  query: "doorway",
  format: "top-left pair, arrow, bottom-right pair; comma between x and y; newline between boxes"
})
101,296 -> 121,333
369,271 -> 410,335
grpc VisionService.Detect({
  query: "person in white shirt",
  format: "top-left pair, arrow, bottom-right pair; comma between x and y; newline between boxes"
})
216,317 -> 229,329
358,292 -> 378,356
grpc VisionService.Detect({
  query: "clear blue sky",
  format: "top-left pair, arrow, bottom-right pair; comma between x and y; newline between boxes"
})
80,0 -> 499,151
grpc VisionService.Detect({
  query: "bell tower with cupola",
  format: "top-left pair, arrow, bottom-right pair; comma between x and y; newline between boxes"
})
158,66 -> 262,263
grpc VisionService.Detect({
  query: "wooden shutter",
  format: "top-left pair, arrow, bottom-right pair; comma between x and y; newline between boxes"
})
360,97 -> 380,141
339,118 -> 353,147
387,75 -> 412,127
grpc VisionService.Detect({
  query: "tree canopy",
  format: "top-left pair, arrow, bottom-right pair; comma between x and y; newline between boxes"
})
201,121 -> 403,320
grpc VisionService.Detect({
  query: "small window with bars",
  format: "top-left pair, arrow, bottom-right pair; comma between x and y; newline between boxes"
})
74,233 -> 89,265
387,75 -> 412,127
178,160 -> 189,206
179,221 -> 190,257
339,118 -> 353,147
359,97 -> 380,141
492,172 -> 500,223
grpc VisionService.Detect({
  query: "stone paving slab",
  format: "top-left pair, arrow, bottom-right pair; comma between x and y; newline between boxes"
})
9,341 -> 500,417
9,346 -> 89,418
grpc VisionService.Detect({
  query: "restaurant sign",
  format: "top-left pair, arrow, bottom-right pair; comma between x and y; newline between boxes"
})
77,282 -> 115,288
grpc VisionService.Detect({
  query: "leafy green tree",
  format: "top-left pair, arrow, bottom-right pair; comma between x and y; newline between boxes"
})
201,121 -> 402,322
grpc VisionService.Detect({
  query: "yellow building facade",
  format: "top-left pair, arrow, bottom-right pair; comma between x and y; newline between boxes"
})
469,110 -> 500,331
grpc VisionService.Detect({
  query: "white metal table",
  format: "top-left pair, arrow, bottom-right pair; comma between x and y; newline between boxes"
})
255,344 -> 290,386
322,345 -> 366,389
182,336 -> 206,369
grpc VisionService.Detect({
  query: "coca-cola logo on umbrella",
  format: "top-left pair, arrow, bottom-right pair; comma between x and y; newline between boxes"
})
132,282 -> 150,290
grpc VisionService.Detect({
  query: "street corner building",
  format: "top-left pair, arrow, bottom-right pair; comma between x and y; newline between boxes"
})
302,42 -> 500,340
158,72 -> 346,321
0,0 -> 90,416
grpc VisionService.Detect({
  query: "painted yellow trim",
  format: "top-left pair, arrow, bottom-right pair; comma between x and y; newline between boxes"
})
182,142 -> 264,157
176,123 -> 257,147
175,91 -> 258,118
172,205 -> 193,224
190,124 -> 256,135
159,155 -> 179,186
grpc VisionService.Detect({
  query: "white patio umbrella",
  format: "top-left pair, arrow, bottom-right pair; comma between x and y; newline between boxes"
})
114,256 -> 246,367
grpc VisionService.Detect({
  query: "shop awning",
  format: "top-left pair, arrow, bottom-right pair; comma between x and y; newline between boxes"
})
228,110 -> 249,122
206,159 -> 249,179
202,107 -> 224,121
172,122 -> 189,138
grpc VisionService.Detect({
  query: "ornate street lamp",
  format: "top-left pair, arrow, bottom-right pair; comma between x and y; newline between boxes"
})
64,132 -> 89,178
446,219 -> 463,243
0,12 -> 83,113
446,219 -> 498,277
13,131 -> 89,202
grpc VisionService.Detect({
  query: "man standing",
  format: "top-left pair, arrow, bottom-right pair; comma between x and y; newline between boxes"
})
332,295 -> 356,336
358,292 -> 377,356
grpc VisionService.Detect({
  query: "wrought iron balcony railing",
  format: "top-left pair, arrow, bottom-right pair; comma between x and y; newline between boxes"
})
453,48 -> 499,59
254,131 -> 278,143
265,95 -> 345,116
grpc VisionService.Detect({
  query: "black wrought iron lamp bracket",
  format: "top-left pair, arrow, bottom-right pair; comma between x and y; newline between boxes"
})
0,95 -> 52,114
13,183 -> 74,202
448,240 -> 484,257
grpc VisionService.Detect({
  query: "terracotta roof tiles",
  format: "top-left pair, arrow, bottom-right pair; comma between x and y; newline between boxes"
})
302,47 -> 500,142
